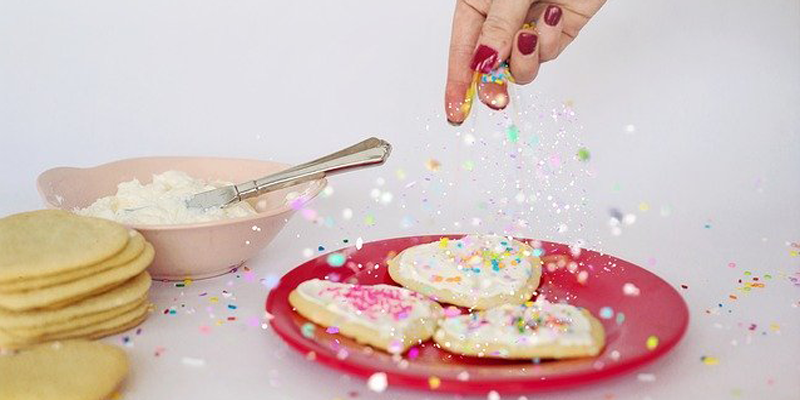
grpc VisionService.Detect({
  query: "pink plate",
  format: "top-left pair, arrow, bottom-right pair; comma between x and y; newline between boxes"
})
266,235 -> 689,395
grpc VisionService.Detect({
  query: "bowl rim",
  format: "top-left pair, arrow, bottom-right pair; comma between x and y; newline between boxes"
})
36,156 -> 328,231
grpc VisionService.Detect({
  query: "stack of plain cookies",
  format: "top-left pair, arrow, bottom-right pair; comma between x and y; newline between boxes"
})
0,210 -> 153,349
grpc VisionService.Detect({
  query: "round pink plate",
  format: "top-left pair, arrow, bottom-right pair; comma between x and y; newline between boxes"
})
266,235 -> 689,395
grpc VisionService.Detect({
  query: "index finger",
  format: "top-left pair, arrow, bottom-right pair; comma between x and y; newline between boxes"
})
445,1 -> 485,126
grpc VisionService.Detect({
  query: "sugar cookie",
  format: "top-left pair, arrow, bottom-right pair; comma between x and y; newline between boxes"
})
289,279 -> 443,354
0,244 -> 154,312
0,210 -> 129,282
434,300 -> 605,359
0,340 -> 128,400
0,231 -> 145,293
388,235 -> 542,309
3,298 -> 146,338
0,272 -> 151,329
0,301 -> 149,348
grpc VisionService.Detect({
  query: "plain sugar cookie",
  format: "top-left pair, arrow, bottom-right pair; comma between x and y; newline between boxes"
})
0,272 -> 151,330
3,297 -> 146,338
0,340 -> 129,400
0,244 -> 154,312
434,300 -> 606,359
388,234 -> 542,309
0,301 -> 150,348
0,210 -> 129,283
289,279 -> 443,354
0,231 -> 146,293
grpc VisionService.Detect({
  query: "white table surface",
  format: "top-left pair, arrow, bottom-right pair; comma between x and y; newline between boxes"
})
1,1 -> 799,399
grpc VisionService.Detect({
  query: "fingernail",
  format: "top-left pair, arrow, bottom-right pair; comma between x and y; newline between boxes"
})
470,44 -> 499,73
487,93 -> 508,110
545,5 -> 562,26
445,103 -> 462,126
517,32 -> 538,55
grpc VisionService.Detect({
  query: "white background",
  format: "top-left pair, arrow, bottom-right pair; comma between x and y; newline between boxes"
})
1,1 -> 799,399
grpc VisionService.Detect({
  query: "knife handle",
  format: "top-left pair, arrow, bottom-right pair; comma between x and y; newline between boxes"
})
234,137 -> 392,200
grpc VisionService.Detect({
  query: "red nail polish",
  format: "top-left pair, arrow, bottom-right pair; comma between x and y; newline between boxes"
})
470,44 -> 499,73
544,5 -> 562,26
517,32 -> 538,55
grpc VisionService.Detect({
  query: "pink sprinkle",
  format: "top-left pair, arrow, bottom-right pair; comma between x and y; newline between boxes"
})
199,325 -> 211,334
290,197 -> 308,210
408,347 -> 420,359
321,285 -> 415,321
246,316 -> 260,327
243,271 -> 255,282
326,326 -> 340,334
728,262 -> 736,268
444,306 -> 462,317
301,208 -> 317,220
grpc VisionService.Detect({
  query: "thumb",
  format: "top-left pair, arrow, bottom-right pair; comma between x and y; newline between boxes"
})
470,0 -> 533,73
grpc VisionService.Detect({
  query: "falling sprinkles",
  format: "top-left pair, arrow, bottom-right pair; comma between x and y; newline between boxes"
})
124,90 -> 798,399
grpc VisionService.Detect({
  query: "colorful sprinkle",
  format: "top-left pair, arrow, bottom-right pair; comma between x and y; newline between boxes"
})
387,340 -> 404,354
623,282 -> 641,296
425,159 -> 441,172
646,335 -> 659,350
407,347 -> 420,359
701,356 -> 719,365
428,376 -> 441,389
301,323 -> 315,338
506,125 -> 519,142
482,62 -> 513,85
576,147 -> 591,161
444,306 -> 462,317
367,372 -> 388,393
327,253 -> 346,267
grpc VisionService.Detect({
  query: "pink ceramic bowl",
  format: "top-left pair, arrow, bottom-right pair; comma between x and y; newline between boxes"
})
37,157 -> 325,280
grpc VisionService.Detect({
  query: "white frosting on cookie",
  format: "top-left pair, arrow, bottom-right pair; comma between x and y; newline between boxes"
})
439,300 -> 594,350
394,235 -> 536,298
295,279 -> 438,338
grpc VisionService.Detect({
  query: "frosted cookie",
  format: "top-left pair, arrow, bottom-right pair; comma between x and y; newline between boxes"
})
289,279 -> 443,354
388,235 -> 542,309
0,340 -> 128,400
434,300 -> 605,359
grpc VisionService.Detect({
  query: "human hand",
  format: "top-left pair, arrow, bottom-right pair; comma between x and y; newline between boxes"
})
444,0 -> 606,125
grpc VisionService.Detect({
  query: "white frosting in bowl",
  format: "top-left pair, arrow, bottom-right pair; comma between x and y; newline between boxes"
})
76,170 -> 257,225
